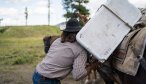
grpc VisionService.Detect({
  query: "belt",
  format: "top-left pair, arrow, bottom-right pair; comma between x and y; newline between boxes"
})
41,76 -> 52,80
36,71 -> 59,80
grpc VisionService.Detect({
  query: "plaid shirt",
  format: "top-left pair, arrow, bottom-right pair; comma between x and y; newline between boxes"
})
36,38 -> 87,80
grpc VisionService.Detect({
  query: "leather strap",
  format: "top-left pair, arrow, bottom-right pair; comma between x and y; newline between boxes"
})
139,57 -> 146,71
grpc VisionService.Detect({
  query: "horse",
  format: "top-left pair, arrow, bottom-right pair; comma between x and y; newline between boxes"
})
115,45 -> 146,84
43,35 -> 59,54
42,35 -> 146,84
42,13 -> 146,84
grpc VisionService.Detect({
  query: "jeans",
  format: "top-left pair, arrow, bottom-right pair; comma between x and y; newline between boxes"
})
32,71 -> 61,84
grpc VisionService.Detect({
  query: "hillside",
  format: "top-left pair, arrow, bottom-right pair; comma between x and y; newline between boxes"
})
0,25 -> 61,65
0,25 -> 61,38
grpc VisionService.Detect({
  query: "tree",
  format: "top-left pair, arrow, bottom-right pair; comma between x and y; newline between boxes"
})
62,0 -> 90,26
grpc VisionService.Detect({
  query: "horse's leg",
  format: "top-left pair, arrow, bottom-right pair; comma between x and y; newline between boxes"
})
104,80 -> 114,84
84,72 -> 92,84
97,69 -> 114,84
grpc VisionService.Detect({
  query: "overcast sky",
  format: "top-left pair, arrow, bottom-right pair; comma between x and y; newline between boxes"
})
0,0 -> 146,26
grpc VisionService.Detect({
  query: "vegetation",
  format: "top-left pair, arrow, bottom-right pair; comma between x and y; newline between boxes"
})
62,0 -> 90,19
0,25 -> 61,65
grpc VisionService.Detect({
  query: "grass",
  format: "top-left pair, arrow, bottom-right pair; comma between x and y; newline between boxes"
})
0,25 -> 61,65
0,25 -> 60,38
0,37 -> 43,65
0,25 -> 84,84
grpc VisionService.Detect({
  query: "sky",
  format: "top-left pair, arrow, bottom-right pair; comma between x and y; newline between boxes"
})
0,0 -> 146,26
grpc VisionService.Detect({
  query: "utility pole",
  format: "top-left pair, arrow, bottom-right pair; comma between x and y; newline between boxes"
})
48,0 -> 50,25
0,18 -> 3,26
25,7 -> 28,26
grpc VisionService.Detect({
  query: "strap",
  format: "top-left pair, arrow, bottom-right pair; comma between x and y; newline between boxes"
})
139,37 -> 146,71
139,57 -> 146,70
131,30 -> 146,71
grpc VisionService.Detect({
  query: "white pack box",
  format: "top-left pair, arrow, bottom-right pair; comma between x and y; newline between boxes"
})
76,0 -> 141,62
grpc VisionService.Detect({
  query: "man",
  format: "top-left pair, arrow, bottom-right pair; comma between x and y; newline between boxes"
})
32,18 -> 97,84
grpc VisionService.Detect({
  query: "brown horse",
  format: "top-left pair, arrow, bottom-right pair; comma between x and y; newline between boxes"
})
43,36 -> 146,84
43,36 -> 59,54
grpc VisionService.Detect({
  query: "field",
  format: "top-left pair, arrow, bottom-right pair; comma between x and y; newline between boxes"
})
0,25 -> 82,84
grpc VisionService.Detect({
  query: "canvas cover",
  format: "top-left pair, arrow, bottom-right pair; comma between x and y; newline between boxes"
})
112,27 -> 146,76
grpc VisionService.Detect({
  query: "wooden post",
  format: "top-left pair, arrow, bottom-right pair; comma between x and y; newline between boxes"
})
25,7 -> 28,26
0,18 -> 3,26
48,0 -> 50,25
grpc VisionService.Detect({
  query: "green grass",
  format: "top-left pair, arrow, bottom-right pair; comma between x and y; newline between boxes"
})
0,25 -> 60,38
0,25 -> 61,65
